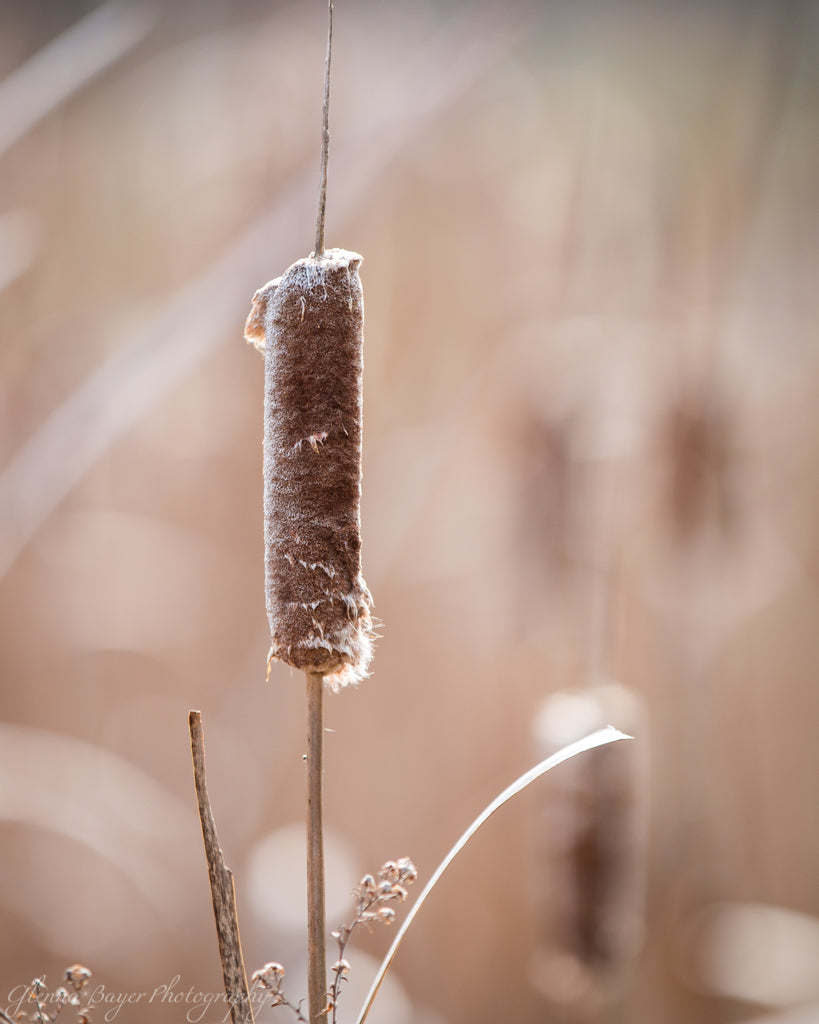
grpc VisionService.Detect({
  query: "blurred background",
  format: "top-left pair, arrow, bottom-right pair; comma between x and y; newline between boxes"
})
0,1 -> 817,1022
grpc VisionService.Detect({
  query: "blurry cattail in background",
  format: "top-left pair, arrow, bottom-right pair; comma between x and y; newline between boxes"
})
529,682 -> 647,1019
663,386 -> 737,546
245,248 -> 374,692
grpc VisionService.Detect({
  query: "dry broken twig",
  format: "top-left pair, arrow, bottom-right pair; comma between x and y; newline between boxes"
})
189,711 -> 254,1024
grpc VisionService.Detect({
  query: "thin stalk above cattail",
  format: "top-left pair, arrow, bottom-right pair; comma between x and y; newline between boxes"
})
314,0 -> 333,258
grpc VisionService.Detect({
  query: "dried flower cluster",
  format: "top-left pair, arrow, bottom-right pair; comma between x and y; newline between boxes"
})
250,857 -> 416,1024
346,857 -> 418,931
250,962 -> 306,1022
328,858 -> 417,1023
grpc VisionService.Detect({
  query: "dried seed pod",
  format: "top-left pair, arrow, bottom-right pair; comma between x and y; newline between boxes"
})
245,248 -> 373,690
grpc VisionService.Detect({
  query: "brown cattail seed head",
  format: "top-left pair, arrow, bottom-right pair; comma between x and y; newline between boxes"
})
245,249 -> 373,690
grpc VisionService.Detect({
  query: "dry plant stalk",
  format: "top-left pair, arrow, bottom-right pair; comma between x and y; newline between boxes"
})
189,711 -> 254,1024
306,669 -> 328,1024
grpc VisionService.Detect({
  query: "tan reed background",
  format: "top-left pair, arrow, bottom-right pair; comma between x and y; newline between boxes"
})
0,2 -> 817,1023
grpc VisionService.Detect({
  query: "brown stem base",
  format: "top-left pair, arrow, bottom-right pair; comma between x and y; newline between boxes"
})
306,672 -> 328,1024
189,710 -> 254,1024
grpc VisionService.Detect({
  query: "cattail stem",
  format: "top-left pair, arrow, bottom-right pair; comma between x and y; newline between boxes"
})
314,0 -> 333,258
306,671 -> 327,1024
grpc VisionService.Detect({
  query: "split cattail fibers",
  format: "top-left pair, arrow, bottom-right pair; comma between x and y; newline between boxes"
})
245,248 -> 374,692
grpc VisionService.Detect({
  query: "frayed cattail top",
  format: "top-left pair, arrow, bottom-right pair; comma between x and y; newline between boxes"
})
245,248 -> 374,690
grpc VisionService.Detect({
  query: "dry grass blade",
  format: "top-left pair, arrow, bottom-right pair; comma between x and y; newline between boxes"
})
354,726 -> 633,1024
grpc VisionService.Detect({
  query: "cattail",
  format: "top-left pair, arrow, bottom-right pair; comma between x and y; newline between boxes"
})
664,386 -> 736,544
245,248 -> 374,691
241,11 -> 363,1024
529,681 -> 647,1016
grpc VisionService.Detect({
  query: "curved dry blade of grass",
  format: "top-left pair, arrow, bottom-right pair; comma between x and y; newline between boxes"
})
354,725 -> 632,1024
